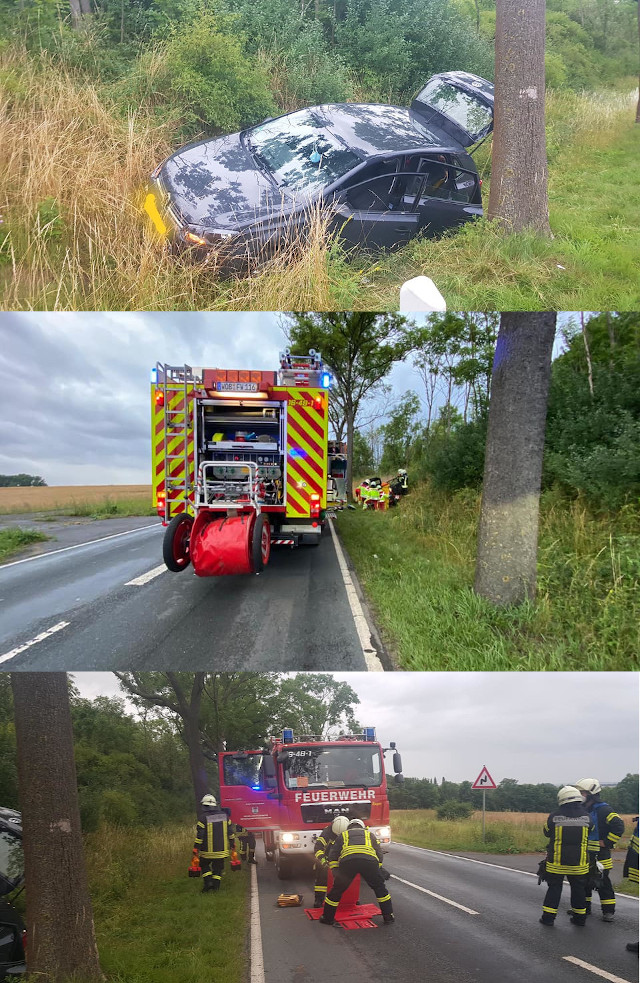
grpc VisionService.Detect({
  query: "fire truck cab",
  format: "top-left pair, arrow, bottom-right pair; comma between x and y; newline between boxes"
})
219,728 -> 403,880
151,351 -> 331,576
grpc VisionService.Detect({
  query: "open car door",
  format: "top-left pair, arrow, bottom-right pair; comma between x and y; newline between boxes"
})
411,71 -> 494,149
219,751 -> 281,832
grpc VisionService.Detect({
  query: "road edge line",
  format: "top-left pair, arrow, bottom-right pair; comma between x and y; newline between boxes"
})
250,862 -> 266,983
0,523 -> 158,569
390,873 -> 479,915
328,519 -> 384,672
562,956 -> 633,983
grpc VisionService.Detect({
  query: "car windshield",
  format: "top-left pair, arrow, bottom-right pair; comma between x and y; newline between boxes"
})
416,79 -> 492,142
248,110 -> 361,195
0,828 -> 23,890
281,746 -> 382,789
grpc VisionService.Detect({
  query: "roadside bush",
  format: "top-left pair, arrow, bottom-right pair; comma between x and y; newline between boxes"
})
123,11 -> 276,138
437,800 -> 474,821
421,417 -> 487,492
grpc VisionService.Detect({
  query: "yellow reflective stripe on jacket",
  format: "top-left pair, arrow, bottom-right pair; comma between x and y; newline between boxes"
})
338,829 -> 379,863
546,861 -> 590,874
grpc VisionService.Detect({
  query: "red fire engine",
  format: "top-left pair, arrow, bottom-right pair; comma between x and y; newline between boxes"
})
151,351 -> 331,576
219,727 -> 403,879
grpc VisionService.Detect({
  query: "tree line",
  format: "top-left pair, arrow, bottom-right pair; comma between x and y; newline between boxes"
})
388,773 -> 640,815
0,474 -> 47,486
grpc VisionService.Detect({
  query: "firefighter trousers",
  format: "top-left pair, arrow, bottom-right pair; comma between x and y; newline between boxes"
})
542,874 -> 587,924
201,858 -> 224,890
323,858 -> 393,923
314,862 -> 329,907
586,870 -> 615,913
239,833 -> 257,862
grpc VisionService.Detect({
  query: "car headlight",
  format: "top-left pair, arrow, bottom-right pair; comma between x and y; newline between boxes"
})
181,227 -> 236,246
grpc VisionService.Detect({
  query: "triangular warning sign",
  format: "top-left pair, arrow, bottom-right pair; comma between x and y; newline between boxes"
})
472,766 -> 496,790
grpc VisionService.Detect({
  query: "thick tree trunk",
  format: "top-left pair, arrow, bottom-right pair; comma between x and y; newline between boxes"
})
488,0 -> 551,235
11,673 -> 103,983
636,1 -> 640,123
474,312 -> 557,606
346,406 -> 355,500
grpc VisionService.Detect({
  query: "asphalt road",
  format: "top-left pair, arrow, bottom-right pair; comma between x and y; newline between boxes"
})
0,516 -> 384,670
256,841 -> 639,983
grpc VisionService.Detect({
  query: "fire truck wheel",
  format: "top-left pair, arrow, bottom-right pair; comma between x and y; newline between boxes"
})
276,852 -> 295,880
251,514 -> 271,574
163,514 -> 193,572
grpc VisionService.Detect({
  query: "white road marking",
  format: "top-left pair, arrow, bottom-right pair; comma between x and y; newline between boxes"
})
0,524 -> 158,569
250,862 -> 265,983
391,874 -> 479,915
562,956 -> 633,983
125,564 -> 166,586
328,520 -> 383,671
0,621 -> 70,665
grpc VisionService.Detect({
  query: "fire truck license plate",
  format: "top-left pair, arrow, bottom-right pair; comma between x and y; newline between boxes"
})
216,382 -> 258,392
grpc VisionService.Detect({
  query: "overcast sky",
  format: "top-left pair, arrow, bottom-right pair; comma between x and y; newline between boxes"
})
71,671 -> 638,787
0,312 -> 570,486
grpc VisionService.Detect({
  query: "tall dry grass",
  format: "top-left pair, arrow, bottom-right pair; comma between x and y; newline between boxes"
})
0,45 -> 356,310
0,484 -> 152,513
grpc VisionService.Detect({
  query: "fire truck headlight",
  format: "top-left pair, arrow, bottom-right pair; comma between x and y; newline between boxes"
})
377,827 -> 391,841
281,833 -> 296,844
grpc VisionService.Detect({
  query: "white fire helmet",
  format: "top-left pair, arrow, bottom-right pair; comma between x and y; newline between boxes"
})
348,818 -> 366,828
332,816 -> 350,835
573,778 -> 601,796
557,786 -> 583,807
201,794 -> 218,807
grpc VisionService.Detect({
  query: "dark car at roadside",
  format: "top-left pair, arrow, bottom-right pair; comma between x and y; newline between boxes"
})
144,71 -> 494,265
0,813 -> 25,981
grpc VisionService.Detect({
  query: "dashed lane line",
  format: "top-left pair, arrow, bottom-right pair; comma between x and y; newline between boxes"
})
0,621 -> 70,665
125,564 -> 166,586
328,519 -> 383,672
0,524 -> 159,570
562,956 -> 633,983
391,873 -> 480,915
250,862 -> 265,983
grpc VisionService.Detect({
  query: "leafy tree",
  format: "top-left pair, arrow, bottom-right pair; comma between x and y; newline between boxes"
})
0,474 -> 47,486
276,674 -> 360,737
437,799 -> 473,820
379,391 -> 421,473
351,428 -> 375,476
284,312 -> 414,498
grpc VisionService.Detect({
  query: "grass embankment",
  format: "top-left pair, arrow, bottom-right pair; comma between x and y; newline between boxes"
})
86,823 -> 249,983
391,811 -> 639,893
0,485 -> 154,517
337,484 -> 640,670
1,45 -> 638,311
0,527 -> 50,561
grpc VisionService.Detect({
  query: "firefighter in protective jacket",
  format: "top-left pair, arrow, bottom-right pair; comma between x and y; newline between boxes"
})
313,816 -> 349,907
573,778 -> 625,922
319,818 -> 393,925
235,824 -> 258,865
623,817 -> 639,952
194,794 -> 234,892
540,786 -> 593,927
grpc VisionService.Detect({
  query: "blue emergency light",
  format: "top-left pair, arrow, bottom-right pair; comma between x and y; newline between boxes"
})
321,372 -> 331,389
150,367 -> 158,383
252,784 -> 261,791
364,727 -> 376,741
283,728 -> 294,743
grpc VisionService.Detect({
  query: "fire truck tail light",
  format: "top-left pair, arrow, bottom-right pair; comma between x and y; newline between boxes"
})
311,494 -> 320,501
312,521 -> 318,528
155,390 -> 165,406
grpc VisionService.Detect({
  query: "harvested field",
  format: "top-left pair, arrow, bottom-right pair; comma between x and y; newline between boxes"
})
0,485 -> 152,514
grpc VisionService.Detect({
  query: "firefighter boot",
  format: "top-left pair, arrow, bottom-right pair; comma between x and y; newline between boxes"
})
202,876 -> 214,893
248,851 -> 258,865
539,915 -> 555,926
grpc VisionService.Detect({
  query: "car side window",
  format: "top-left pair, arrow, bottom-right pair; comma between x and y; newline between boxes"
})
418,165 -> 478,204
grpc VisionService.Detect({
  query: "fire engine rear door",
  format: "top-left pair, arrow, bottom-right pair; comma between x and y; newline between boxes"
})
219,752 -> 280,831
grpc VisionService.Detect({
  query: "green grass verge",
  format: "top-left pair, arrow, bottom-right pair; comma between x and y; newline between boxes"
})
616,877 -> 639,897
336,485 -> 640,670
391,809 -> 544,854
0,526 -> 50,561
53,497 -> 156,519
86,824 -> 249,983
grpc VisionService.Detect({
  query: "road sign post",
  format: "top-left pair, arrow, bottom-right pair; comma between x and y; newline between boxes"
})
472,766 -> 497,843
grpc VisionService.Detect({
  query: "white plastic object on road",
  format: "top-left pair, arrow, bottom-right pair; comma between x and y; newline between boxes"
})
399,276 -> 446,312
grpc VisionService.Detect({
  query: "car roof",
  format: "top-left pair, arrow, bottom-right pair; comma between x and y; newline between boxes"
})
316,103 -> 460,157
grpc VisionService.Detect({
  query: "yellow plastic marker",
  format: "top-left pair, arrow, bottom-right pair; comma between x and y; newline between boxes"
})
144,193 -> 168,236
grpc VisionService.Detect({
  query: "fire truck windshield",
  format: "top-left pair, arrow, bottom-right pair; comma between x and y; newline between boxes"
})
281,746 -> 382,789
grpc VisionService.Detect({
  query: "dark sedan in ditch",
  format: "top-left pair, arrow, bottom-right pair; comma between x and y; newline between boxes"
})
144,71 -> 494,261
0,812 -> 25,981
